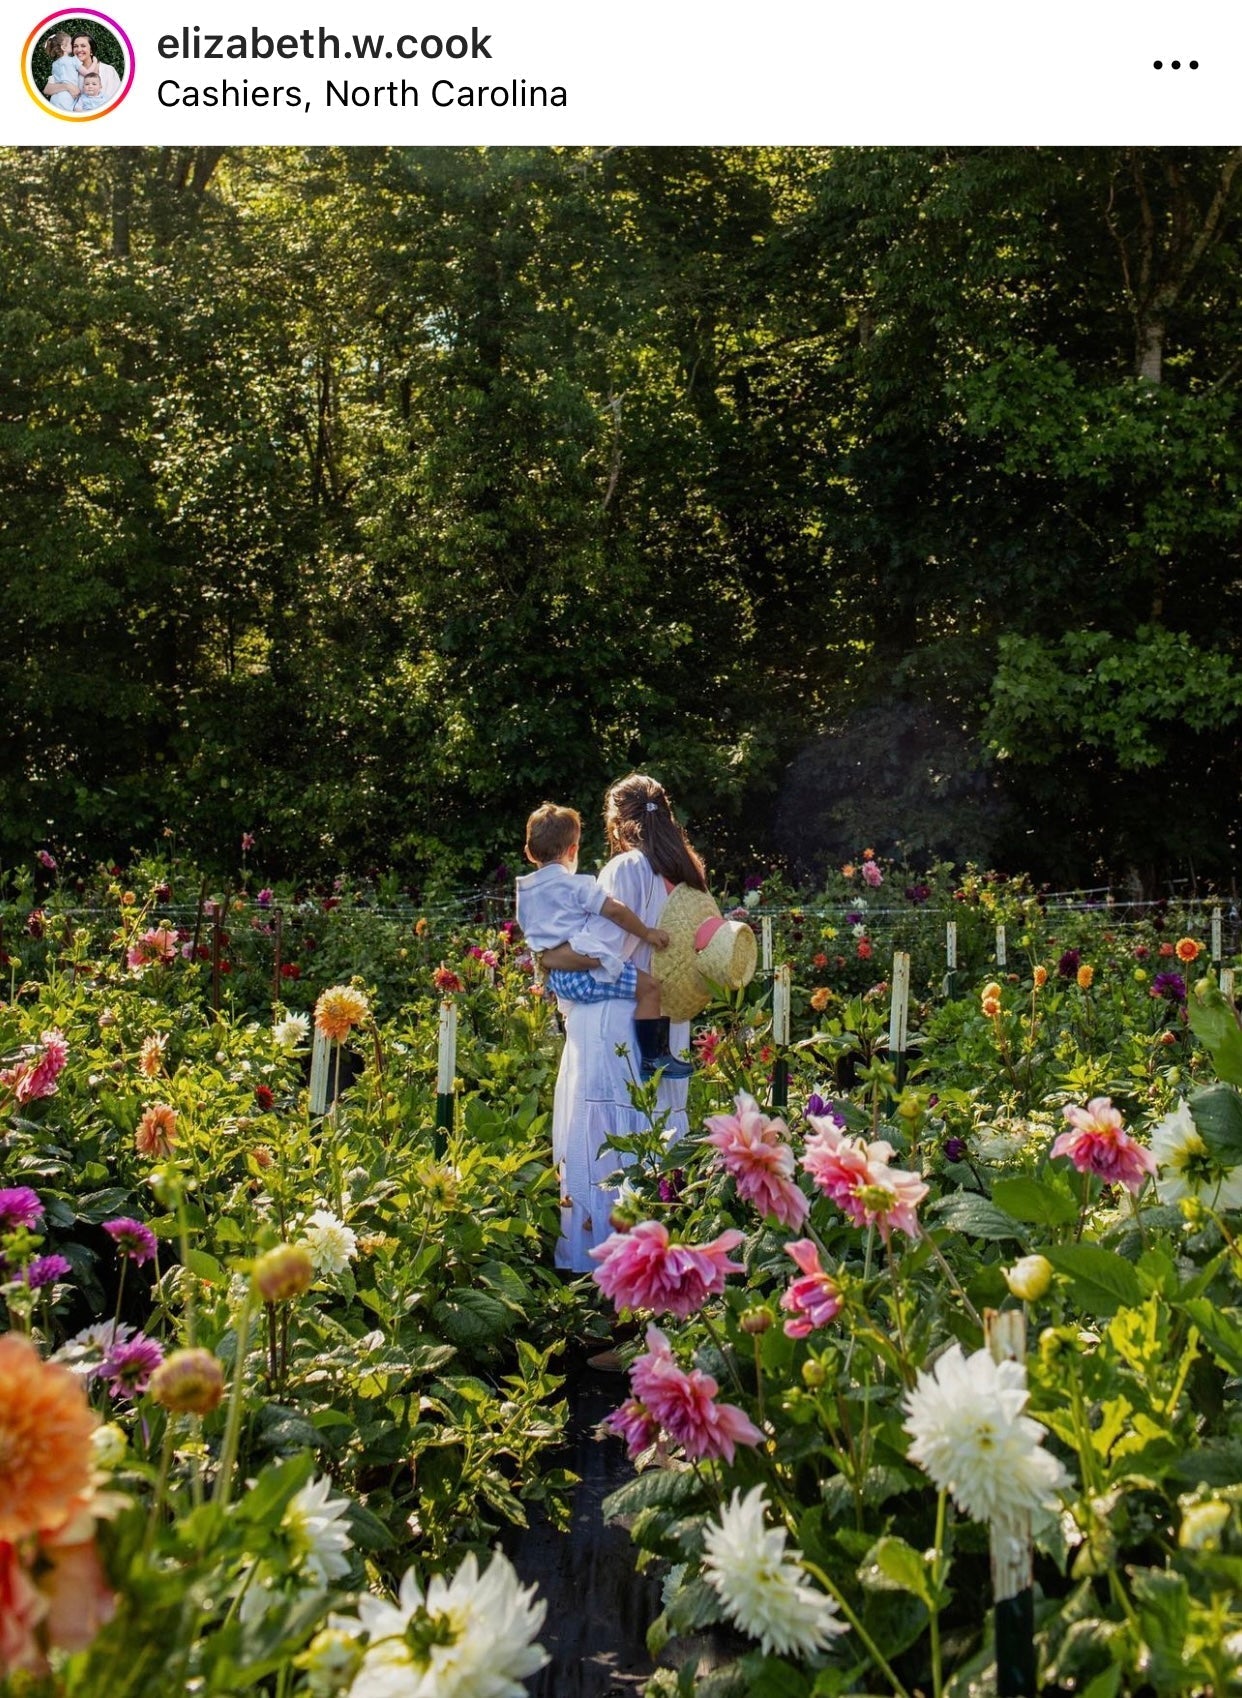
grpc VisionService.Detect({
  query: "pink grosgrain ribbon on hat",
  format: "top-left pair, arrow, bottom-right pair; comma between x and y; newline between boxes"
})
694,916 -> 726,951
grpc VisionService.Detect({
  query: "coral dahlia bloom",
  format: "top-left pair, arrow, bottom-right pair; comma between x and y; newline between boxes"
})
703,1094 -> 809,1230
127,926 -> 177,970
628,1327 -> 763,1463
137,1034 -> 166,1078
1051,1097 -> 1157,1195
135,1102 -> 177,1159
780,1239 -> 843,1338
0,1336 -> 96,1543
1175,937 -> 1203,963
432,965 -> 465,994
590,1220 -> 744,1319
314,985 -> 369,1044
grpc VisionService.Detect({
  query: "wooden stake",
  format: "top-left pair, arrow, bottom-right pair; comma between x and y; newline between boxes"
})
210,910 -> 222,1014
946,921 -> 957,969
771,963 -> 790,1112
271,906 -> 283,1006
435,999 -> 457,1154
761,917 -> 773,975
985,1308 -> 1036,1698
1222,967 -> 1235,1002
995,924 -> 1007,968
309,1024 -> 330,1117
1212,907 -> 1223,963
889,952 -> 910,1086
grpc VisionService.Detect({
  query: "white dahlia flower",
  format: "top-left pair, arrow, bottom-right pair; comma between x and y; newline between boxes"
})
303,1208 -> 358,1276
701,1486 -> 847,1658
340,1550 -> 547,1698
903,1343 -> 1069,1527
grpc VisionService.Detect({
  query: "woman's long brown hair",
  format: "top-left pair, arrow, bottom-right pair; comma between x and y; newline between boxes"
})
603,773 -> 708,892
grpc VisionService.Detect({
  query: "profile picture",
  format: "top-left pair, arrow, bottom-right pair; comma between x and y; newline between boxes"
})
24,11 -> 133,119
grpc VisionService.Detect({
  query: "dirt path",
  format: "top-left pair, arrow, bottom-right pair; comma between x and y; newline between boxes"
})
505,1359 -> 661,1697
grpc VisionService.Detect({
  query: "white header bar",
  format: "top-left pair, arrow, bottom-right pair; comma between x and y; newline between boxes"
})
9,0 -> 1240,145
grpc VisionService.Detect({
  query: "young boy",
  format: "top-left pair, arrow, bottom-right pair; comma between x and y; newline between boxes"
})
515,802 -> 692,1079
74,69 -> 109,112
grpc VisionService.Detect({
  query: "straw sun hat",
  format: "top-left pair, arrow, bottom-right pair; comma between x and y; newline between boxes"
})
651,885 -> 758,1022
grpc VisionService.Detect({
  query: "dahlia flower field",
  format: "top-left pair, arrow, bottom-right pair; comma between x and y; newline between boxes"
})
2,850 -> 1241,1697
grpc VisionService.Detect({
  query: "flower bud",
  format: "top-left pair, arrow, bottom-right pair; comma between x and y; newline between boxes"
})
896,1094 -> 922,1122
150,1347 -> 227,1415
1179,1499 -> 1230,1550
801,1358 -> 828,1389
253,1243 -> 314,1303
298,1627 -> 363,1696
1004,1254 -> 1053,1302
740,1306 -> 773,1336
982,981 -> 1002,1000
91,1422 -> 128,1469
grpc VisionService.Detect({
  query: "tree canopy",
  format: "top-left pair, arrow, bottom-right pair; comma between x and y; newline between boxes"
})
2,146 -> 1239,887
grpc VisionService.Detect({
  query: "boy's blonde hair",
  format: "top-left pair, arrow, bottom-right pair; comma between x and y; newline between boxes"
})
525,803 -> 581,865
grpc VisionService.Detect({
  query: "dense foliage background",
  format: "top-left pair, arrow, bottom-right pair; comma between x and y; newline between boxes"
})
2,146 -> 1240,887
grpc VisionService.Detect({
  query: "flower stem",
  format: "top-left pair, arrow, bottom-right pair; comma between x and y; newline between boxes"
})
799,1556 -> 913,1698
143,1417 -> 176,1555
929,1487 -> 948,1698
920,1229 -> 983,1329
213,1283 -> 257,1507
699,1310 -> 747,1401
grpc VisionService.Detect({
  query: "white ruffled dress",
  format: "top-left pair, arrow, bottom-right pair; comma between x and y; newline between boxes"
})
551,848 -> 690,1271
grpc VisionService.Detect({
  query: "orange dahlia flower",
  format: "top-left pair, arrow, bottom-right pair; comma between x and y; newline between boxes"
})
1033,965 -> 1048,989
135,1102 -> 177,1159
1175,937 -> 1203,964
314,985 -> 369,1044
0,1336 -> 96,1543
1077,964 -> 1095,989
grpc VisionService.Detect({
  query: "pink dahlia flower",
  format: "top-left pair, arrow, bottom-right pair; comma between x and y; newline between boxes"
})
590,1220 -> 745,1319
802,1133 -> 927,1242
0,1031 -> 69,1105
703,1093 -> 809,1230
605,1398 -> 661,1462
780,1239 -> 843,1338
1051,1097 -> 1157,1195
628,1326 -> 763,1463
861,860 -> 883,888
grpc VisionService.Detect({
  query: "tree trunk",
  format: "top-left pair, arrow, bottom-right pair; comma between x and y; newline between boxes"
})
1136,315 -> 1164,383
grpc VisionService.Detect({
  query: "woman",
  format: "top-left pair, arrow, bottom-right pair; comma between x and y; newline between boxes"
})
541,773 -> 708,1272
57,33 -> 121,106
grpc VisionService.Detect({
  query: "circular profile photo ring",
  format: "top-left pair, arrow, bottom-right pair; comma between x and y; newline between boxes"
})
22,9 -> 135,121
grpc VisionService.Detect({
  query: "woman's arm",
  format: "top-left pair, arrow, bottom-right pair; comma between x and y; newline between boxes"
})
540,943 -> 600,971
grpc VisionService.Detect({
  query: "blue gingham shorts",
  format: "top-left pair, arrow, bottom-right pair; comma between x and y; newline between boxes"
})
546,962 -> 639,1004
